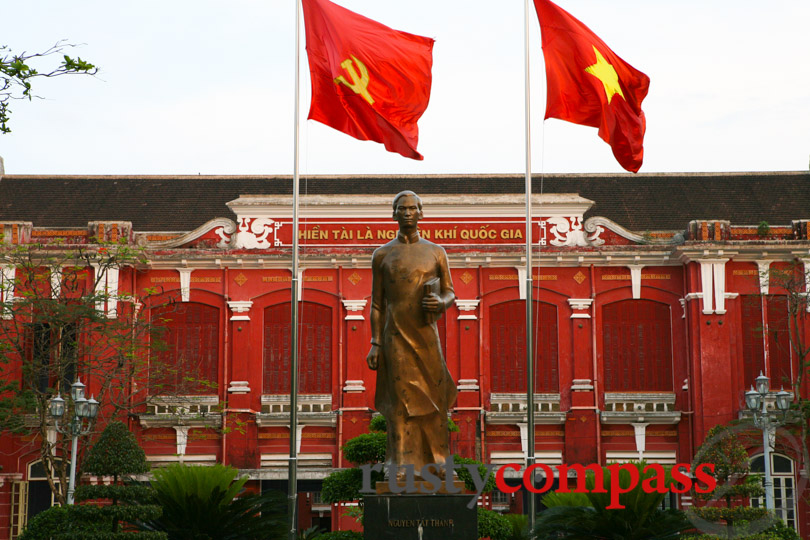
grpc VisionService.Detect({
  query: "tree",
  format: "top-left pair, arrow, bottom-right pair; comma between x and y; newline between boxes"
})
688,424 -> 772,539
19,421 -> 166,540
534,462 -> 691,540
137,463 -> 286,540
1,41 -> 97,134
761,262 -> 810,480
68,421 -> 166,539
0,241 -> 195,505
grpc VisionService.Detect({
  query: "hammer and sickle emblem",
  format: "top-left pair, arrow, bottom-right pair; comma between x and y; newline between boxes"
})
334,55 -> 374,105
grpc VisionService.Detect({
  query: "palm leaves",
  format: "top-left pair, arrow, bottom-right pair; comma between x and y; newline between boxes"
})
534,462 -> 691,540
138,464 -> 285,540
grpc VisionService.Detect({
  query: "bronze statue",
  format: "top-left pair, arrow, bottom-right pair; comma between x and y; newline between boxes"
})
367,191 -> 457,478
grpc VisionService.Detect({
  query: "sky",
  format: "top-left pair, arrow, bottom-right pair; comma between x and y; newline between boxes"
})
1,0 -> 809,176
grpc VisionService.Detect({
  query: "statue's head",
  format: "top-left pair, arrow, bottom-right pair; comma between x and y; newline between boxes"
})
392,191 -> 423,225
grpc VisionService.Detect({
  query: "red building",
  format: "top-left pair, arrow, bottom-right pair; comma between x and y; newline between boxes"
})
1,172 -> 810,537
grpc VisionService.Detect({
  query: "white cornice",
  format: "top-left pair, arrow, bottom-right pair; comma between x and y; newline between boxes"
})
226,194 -> 595,219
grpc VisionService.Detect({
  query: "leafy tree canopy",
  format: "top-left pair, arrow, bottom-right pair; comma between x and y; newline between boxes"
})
1,41 -> 97,134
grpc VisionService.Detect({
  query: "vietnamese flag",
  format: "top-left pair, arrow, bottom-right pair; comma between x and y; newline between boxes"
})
302,0 -> 434,160
534,0 -> 650,172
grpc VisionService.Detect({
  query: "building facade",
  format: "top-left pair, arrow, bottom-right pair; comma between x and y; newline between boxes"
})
1,172 -> 809,537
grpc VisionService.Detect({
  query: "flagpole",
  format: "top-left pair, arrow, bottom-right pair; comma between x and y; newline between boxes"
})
288,0 -> 301,538
524,0 -> 537,538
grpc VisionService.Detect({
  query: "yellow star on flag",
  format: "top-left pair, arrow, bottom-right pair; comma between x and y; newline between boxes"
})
584,46 -> 625,103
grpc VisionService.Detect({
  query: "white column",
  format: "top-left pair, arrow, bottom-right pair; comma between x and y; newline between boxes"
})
456,299 -> 480,319
342,299 -> 367,320
0,264 -> 15,319
632,423 -> 648,461
516,266 -> 527,300
174,426 -> 189,457
700,262 -> 714,314
713,261 -> 727,315
628,265 -> 644,300
228,300 -> 253,321
177,268 -> 193,302
50,266 -> 62,299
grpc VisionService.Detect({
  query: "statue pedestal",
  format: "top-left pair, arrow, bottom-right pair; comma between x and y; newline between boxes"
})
364,492 -> 477,540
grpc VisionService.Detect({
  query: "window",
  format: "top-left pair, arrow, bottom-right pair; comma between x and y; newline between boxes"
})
740,295 -> 793,387
603,300 -> 672,392
150,303 -> 219,395
263,302 -> 332,394
23,323 -> 77,394
751,454 -> 797,532
490,300 -> 559,393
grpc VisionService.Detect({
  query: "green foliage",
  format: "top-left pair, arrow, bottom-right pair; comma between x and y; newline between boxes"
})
1,41 -> 97,134
453,455 -> 496,493
757,221 -> 770,237
19,506 -> 92,540
321,466 -> 383,504
68,422 -> 164,539
298,525 -> 325,540
368,415 -> 387,432
477,507 -> 511,540
82,421 -> 150,477
313,532 -> 363,540
539,490 -> 590,507
341,432 -> 385,465
368,414 -> 459,432
0,242 -> 181,504
535,462 -> 691,540
322,468 -> 364,504
137,463 -> 286,540
683,519 -> 800,540
501,513 -> 528,540
690,424 -> 768,536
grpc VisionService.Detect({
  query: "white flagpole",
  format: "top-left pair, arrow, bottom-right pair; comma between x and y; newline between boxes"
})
288,0 -> 301,538
524,0 -> 537,537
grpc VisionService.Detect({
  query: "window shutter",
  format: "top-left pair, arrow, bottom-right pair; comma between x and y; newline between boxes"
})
741,295 -> 765,386
490,300 -> 558,393
603,300 -> 672,392
263,302 -> 332,394
767,295 -> 792,387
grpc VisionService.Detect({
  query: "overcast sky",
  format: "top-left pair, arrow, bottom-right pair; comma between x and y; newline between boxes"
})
2,0 -> 809,176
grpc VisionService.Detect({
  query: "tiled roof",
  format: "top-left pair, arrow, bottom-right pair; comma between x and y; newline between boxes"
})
1,171 -> 808,232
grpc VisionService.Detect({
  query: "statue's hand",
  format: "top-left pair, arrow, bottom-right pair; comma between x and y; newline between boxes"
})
367,345 -> 380,370
422,293 -> 443,313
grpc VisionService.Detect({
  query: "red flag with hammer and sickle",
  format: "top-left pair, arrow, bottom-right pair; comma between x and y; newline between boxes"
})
302,0 -> 434,160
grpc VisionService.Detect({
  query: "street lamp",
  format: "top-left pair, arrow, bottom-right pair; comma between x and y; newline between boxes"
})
48,379 -> 100,505
744,371 -> 791,511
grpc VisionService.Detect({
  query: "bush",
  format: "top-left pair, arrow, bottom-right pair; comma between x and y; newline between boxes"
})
502,513 -> 528,540
453,455 -> 496,494
477,507 -> 510,540
313,531 -> 364,540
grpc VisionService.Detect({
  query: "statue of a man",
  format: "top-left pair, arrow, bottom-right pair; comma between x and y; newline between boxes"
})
367,191 -> 457,478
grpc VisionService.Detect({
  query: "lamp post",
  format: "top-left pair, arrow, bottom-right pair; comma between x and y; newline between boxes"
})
48,379 -> 100,505
744,371 -> 791,511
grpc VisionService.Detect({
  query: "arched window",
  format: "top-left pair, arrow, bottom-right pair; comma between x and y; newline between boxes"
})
263,302 -> 332,394
603,299 -> 672,392
150,303 -> 219,395
740,295 -> 793,387
751,453 -> 797,531
490,300 -> 558,393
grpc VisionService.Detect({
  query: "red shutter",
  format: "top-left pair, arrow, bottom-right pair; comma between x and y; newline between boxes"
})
603,300 -> 672,392
741,295 -> 765,386
767,295 -> 792,387
263,302 -> 332,394
151,303 -> 219,395
490,300 -> 558,393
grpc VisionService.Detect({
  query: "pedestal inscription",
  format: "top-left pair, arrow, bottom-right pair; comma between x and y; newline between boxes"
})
364,494 -> 477,540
